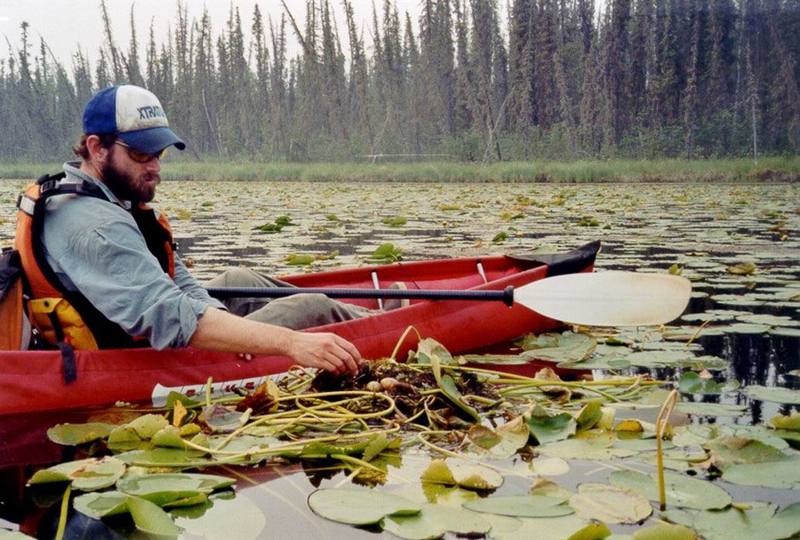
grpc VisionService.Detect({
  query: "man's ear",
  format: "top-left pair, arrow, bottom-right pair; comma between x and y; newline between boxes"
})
85,135 -> 110,163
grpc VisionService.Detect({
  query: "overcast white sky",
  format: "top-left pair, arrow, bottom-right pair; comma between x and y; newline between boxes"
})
0,0 -> 428,66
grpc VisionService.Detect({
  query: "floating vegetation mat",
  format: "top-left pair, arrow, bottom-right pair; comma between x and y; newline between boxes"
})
15,334 -> 800,539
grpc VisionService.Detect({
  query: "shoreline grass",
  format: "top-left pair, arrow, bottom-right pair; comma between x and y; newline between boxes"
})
1,157 -> 798,183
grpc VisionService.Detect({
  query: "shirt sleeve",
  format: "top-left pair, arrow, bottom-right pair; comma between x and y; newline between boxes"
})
51,217 -> 211,350
172,255 -> 227,311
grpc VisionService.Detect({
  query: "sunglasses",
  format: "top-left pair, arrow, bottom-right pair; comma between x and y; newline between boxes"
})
114,140 -> 167,163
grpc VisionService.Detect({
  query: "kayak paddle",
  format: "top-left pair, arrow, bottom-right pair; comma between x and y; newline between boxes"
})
206,271 -> 691,327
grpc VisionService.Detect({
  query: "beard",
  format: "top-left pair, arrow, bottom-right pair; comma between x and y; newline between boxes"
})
100,150 -> 160,203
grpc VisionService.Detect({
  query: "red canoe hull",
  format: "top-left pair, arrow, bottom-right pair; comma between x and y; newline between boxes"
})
0,242 -> 599,415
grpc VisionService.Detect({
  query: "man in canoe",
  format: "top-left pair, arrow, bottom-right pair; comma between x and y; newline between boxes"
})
14,85 -> 363,374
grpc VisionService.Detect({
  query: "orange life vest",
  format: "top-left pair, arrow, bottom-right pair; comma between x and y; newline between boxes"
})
15,172 -> 176,350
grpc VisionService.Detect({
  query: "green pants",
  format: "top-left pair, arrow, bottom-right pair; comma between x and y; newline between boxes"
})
205,267 -> 373,330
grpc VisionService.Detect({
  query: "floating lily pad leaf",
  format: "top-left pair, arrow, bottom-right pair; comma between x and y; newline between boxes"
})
722,457 -> 800,488
198,404 -> 251,433
174,489 -> 265,540
151,426 -> 187,449
663,502 -> 800,540
468,425 -> 502,450
704,437 -> 789,470
527,410 -> 577,445
768,412 -> 800,431
73,491 -> 130,519
28,457 -> 126,492
381,503 -> 491,539
714,323 -> 771,335
493,515 -> 609,540
107,425 -> 144,452
117,473 -> 234,506
382,216 -> 407,227
520,332 -> 596,365
421,459 -> 503,490
678,372 -> 735,395
369,243 -> 403,263
128,414 -> 169,439
492,231 -> 509,243
464,495 -> 573,518
488,417 -> 530,459
632,523 -> 698,540
576,401 -> 603,431
530,457 -> 571,476
47,422 -> 115,446
307,488 -> 420,525
735,313 -> 800,327
675,402 -> 746,417
286,253 -> 315,266
569,483 -> 651,524
538,433 -> 636,461
626,351 -> 726,369
609,470 -> 731,510
127,495 -> 182,537
770,327 -> 800,338
726,262 -> 757,275
744,385 -> 800,404
115,448 -> 216,467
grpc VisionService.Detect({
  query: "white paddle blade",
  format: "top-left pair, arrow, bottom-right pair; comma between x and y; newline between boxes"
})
515,271 -> 692,327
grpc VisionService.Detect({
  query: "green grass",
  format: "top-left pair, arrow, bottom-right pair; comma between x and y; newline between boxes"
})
1,157 -> 798,182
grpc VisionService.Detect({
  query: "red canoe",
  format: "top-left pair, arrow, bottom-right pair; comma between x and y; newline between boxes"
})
0,242 -> 599,415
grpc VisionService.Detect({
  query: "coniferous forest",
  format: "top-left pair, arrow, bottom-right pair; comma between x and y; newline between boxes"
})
1,0 -> 799,163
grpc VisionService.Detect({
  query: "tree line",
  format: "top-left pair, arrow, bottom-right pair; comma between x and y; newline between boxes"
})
1,0 -> 798,163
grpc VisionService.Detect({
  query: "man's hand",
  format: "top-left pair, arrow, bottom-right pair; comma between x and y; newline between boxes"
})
286,331 -> 362,375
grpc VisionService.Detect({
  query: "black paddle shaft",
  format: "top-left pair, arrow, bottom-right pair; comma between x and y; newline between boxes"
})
206,285 -> 515,307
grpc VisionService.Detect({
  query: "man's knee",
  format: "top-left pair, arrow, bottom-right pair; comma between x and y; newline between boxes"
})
211,267 -> 259,287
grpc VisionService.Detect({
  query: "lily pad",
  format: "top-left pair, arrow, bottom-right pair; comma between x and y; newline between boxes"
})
73,491 -> 130,519
527,409 -> 577,445
128,414 -> 169,439
470,417 -> 529,459
704,437 -> 790,470
520,331 -> 596,365
768,412 -> 800,431
722,457 -> 800,489
117,473 -> 234,505
127,495 -> 182,537
47,422 -> 116,446
420,459 -> 503,490
493,514 -> 611,540
675,402 -> 747,417
464,495 -> 574,518
744,385 -> 800,404
632,523 -> 698,540
569,483 -> 652,524
307,488 -> 420,525
678,372 -> 735,395
609,470 -> 731,510
27,457 -> 126,491
663,502 -> 800,540
381,503 -> 491,539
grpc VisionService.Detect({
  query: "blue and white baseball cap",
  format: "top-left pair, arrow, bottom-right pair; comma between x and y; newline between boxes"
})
83,85 -> 186,154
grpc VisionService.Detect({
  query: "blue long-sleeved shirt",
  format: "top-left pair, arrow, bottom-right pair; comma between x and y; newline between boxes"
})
40,162 -> 225,349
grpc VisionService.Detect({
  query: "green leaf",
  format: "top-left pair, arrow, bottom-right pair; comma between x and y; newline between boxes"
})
128,414 -> 169,439
609,470 -> 731,510
369,243 -> 403,263
73,491 -> 130,519
527,410 -> 577,445
28,457 -> 126,492
568,483 -> 652,524
438,374 -> 480,422
127,495 -> 182,537
485,417 -> 530,459
722,457 -> 800,488
704,436 -> 789,470
307,488 -> 420,525
632,523 -> 698,540
107,425 -> 144,451
381,503 -> 491,539
492,515 -> 609,540
744,385 -> 800,404
675,402 -> 747,417
663,502 -> 800,540
464,495 -> 574,518
382,216 -> 407,227
678,372 -> 730,395
520,331 -> 596,365
117,473 -> 234,506
420,459 -> 503,490
768,412 -> 800,431
286,253 -> 315,266
46,422 -> 115,446
576,400 -> 603,431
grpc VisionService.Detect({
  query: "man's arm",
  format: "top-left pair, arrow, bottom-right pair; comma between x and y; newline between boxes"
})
190,307 -> 361,374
